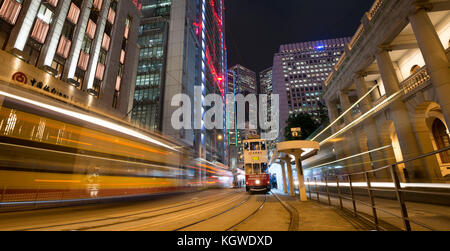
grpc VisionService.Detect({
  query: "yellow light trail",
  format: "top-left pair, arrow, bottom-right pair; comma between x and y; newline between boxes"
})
0,90 -> 179,152
34,179 -> 82,183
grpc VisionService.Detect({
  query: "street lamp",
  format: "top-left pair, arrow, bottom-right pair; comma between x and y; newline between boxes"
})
217,134 -> 223,141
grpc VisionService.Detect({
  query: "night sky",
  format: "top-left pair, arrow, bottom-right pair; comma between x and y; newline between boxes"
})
225,0 -> 375,73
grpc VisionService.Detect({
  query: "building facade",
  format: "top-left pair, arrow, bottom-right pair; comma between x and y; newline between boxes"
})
303,0 -> 450,182
228,64 -> 258,166
132,0 -> 227,164
259,67 -> 277,157
0,0 -> 141,118
272,37 -> 351,141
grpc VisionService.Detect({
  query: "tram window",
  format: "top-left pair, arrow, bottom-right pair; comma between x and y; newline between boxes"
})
245,164 -> 253,174
244,142 -> 249,150
253,163 -> 261,173
261,163 -> 268,173
261,142 -> 266,150
250,142 -> 260,150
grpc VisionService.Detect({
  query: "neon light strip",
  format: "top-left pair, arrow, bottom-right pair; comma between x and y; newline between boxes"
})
0,90 -> 178,151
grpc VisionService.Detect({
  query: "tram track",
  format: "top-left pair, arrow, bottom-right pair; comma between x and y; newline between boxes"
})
113,193 -> 250,231
225,194 -> 267,231
271,192 -> 299,231
12,190 -> 238,231
173,194 -> 252,231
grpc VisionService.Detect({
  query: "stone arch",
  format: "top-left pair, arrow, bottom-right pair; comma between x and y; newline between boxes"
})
410,65 -> 421,75
414,101 -> 447,179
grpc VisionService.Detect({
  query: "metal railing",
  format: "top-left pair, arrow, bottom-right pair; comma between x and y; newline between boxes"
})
306,146 -> 450,231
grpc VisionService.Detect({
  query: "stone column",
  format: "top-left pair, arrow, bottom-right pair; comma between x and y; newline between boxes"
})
294,154 -> 308,202
355,75 -> 390,173
5,0 -> 42,52
326,99 -> 339,134
63,0 -> 94,81
38,0 -> 72,68
339,90 -> 361,173
409,7 -> 450,126
326,99 -> 349,171
280,161 -> 288,194
338,91 -> 353,125
376,49 -> 431,182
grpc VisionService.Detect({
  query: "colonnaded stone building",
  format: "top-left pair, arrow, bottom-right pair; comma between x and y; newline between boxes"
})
303,0 -> 450,183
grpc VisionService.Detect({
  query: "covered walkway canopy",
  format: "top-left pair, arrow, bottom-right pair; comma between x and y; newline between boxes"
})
270,141 -> 320,201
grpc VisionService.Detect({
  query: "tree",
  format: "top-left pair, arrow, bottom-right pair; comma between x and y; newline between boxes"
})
284,113 -> 320,141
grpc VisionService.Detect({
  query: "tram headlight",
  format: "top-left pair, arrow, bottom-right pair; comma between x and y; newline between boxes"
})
255,180 -> 260,185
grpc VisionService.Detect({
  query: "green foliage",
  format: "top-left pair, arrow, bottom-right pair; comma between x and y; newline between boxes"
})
284,113 -> 320,141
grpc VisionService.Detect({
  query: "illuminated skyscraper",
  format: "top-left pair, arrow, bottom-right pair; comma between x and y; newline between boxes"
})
132,0 -> 227,163
259,67 -> 277,157
273,37 -> 351,140
228,64 -> 257,165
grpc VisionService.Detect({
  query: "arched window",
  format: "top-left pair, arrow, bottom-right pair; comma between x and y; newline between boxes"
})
432,119 -> 450,163
410,65 -> 421,75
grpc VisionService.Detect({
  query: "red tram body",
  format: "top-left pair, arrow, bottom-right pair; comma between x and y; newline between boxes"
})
243,137 -> 270,193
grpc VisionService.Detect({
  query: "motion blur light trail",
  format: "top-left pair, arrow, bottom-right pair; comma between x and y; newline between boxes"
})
0,90 -> 233,209
0,90 -> 177,152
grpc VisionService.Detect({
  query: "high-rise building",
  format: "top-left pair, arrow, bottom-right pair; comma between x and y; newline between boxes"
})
226,70 -> 238,170
0,0 -> 141,118
228,64 -> 257,165
272,37 -> 351,140
132,0 -> 227,164
259,67 -> 277,156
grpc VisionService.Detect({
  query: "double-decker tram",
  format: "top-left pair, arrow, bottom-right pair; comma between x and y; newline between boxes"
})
243,136 -> 270,193
0,89 -> 232,209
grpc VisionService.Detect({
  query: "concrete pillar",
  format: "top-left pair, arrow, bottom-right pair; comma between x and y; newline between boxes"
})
84,0 -> 111,92
280,161 -> 288,194
38,0 -> 72,68
283,157 -> 295,197
294,154 -> 308,202
5,0 -> 42,52
376,50 -> 430,182
409,7 -> 450,126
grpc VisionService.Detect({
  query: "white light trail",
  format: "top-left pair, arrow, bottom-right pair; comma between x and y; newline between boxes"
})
312,83 -> 380,141
308,145 -> 392,169
319,89 -> 403,146
305,181 -> 450,189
